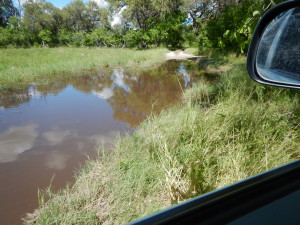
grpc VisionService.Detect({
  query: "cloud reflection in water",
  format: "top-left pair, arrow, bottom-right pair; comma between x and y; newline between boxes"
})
92,88 -> 114,100
42,128 -> 74,146
92,68 -> 131,100
89,131 -> 118,146
0,124 -> 38,163
178,65 -> 191,88
112,69 -> 131,92
45,150 -> 70,171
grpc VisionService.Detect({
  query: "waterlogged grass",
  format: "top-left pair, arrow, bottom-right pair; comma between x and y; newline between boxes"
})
24,55 -> 300,225
0,47 -> 168,91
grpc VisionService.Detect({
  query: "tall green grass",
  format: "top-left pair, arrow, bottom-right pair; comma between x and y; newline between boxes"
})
0,47 -> 168,91
24,55 -> 300,225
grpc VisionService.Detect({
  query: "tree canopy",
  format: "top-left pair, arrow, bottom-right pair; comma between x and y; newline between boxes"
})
0,0 -> 287,52
0,0 -> 19,27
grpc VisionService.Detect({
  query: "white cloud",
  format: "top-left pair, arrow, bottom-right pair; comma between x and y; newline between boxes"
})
0,124 -> 38,163
111,6 -> 127,26
111,15 -> 121,26
14,0 -> 26,6
90,0 -> 109,8
15,0 -> 35,6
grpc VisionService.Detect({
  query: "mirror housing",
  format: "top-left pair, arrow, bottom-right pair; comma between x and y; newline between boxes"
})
247,0 -> 300,89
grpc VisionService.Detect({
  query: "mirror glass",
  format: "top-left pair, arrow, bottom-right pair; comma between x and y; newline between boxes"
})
256,7 -> 300,85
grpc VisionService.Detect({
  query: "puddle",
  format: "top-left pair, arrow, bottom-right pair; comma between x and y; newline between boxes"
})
0,60 -> 201,225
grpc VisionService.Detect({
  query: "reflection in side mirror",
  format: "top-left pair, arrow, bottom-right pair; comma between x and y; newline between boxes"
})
247,1 -> 300,89
257,7 -> 300,85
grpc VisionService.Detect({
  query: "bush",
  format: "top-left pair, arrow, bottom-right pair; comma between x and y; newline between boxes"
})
0,27 -> 11,47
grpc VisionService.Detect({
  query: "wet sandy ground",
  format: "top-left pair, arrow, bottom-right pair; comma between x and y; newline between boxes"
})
165,51 -> 204,60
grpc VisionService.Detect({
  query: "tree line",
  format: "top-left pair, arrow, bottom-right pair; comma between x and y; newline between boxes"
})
0,0 -> 285,52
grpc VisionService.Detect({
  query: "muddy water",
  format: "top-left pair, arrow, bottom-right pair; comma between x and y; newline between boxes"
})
0,60 -> 201,225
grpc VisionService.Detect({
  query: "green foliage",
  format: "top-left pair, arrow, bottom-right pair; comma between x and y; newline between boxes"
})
0,0 -> 289,51
0,0 -> 196,49
70,32 -> 85,47
0,27 -> 11,47
158,10 -> 186,50
57,29 -> 72,46
92,28 -> 110,47
60,0 -> 110,33
121,9 -> 187,49
198,0 -> 287,53
123,29 -> 140,47
8,16 -> 20,28
22,0 -> 61,34
83,33 -> 95,47
38,30 -> 52,46
183,30 -> 197,47
0,23 -> 33,48
147,28 -> 160,47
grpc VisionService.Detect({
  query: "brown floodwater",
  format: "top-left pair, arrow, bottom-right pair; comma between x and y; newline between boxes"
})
0,60 -> 202,225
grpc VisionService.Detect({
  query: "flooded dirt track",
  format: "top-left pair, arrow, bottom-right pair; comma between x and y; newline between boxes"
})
0,60 -> 200,225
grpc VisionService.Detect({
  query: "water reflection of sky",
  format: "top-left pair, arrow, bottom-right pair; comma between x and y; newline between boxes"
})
0,68 -> 137,165
111,68 -> 131,92
28,86 -> 43,99
0,62 -> 199,165
92,88 -> 114,99
92,69 -> 131,100
0,84 -> 130,225
0,85 -> 126,164
178,65 -> 191,88
0,124 -> 38,163
0,60 -> 199,225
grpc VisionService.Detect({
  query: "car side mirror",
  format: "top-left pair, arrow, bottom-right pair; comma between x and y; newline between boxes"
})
247,0 -> 300,89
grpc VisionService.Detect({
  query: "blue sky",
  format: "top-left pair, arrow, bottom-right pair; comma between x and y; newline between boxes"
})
48,0 -> 108,8
47,0 -> 73,8
17,0 -> 108,9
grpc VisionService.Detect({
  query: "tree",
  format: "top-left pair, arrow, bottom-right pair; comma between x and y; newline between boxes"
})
180,0 -> 215,35
62,0 -> 110,32
86,1 -> 110,30
0,0 -> 19,27
156,9 -> 186,49
107,0 -> 189,49
0,27 -> 11,47
22,0 -> 62,35
198,0 -> 286,52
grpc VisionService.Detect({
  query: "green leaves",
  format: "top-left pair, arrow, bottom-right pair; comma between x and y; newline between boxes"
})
217,37 -> 225,50
38,30 -> 52,45
0,0 -> 281,49
223,30 -> 230,39
199,0 -> 270,53
252,10 -> 260,17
